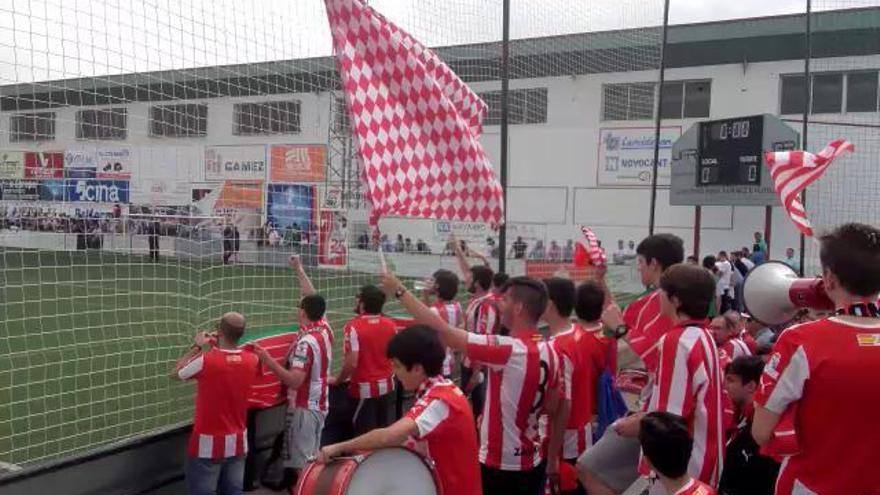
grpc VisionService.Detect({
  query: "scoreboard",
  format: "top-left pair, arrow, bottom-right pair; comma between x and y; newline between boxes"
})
697,115 -> 764,186
670,114 -> 798,206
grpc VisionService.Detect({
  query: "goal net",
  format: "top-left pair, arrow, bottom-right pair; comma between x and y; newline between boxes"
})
0,0 -> 662,469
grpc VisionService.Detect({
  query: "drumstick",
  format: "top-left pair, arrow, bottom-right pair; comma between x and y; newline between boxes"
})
378,245 -> 388,274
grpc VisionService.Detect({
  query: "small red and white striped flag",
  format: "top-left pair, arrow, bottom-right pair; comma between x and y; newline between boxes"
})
574,226 -> 606,268
324,0 -> 504,228
765,139 -> 854,237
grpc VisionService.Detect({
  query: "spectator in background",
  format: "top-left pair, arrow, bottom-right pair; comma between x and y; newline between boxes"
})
751,232 -> 767,265
613,239 -> 627,265
395,234 -> 405,253
268,227 -> 281,247
148,219 -> 160,262
719,356 -> 780,495
716,251 -> 734,314
223,221 -> 234,264
232,225 -> 241,263
487,237 -> 500,258
624,240 -> 637,259
510,236 -> 527,259
686,255 -> 699,265
528,240 -> 546,260
416,239 -> 430,254
742,315 -> 774,355
783,247 -> 799,272
357,231 -> 369,250
404,238 -> 414,253
380,234 -> 393,253
562,239 -> 574,262
548,240 -> 562,262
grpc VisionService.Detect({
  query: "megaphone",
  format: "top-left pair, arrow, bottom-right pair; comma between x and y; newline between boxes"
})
742,261 -> 834,326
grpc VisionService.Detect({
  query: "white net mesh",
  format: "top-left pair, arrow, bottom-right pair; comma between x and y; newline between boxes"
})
0,0 -> 665,468
798,0 -> 880,274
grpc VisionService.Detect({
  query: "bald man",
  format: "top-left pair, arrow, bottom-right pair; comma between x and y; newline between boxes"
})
175,312 -> 260,495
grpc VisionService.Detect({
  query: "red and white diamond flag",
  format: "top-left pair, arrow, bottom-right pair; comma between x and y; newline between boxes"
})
324,0 -> 504,228
574,226 -> 606,268
765,139 -> 854,237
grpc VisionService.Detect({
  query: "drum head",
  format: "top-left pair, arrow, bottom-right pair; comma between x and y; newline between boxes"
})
346,448 -> 439,495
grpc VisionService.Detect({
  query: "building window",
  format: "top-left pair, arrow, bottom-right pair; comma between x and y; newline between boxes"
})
780,75 -> 807,115
602,83 -> 655,121
781,71 -> 879,115
233,100 -> 301,135
150,104 -> 207,137
479,88 -> 548,126
9,112 -> 56,142
76,108 -> 127,140
605,80 -> 710,121
846,71 -> 879,113
811,73 -> 843,114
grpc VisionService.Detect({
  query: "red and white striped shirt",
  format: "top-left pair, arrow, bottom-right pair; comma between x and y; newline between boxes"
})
623,290 -> 673,374
720,337 -> 752,365
430,300 -> 463,376
179,348 -> 259,459
549,323 -> 610,459
466,293 -> 500,336
343,314 -> 398,398
287,319 -> 334,413
466,330 -> 561,471
405,376 -> 482,495
245,331 -> 298,409
645,322 -> 724,486
755,317 -> 880,495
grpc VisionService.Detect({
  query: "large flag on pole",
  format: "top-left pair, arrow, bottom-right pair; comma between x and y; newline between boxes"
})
765,139 -> 854,237
324,0 -> 504,228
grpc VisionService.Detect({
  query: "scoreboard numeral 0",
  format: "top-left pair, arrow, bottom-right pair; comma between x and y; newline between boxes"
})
732,120 -> 749,139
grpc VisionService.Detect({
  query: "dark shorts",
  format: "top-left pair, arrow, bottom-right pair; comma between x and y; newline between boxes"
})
481,462 -> 546,495
352,392 -> 395,436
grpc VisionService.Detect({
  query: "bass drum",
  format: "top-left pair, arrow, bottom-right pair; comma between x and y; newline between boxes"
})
294,447 -> 441,495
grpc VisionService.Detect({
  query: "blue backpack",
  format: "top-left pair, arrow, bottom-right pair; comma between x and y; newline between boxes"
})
595,347 -> 628,440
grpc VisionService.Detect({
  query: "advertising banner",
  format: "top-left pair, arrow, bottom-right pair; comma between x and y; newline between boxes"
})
65,179 -> 131,203
597,127 -> 681,186
318,210 -> 348,268
433,220 -> 491,244
0,180 -> 40,201
96,147 -> 133,179
267,183 -> 315,236
64,148 -> 98,178
24,151 -> 64,179
194,181 -> 265,239
39,180 -> 66,202
0,151 -> 25,179
205,145 -> 267,181
269,144 -> 326,183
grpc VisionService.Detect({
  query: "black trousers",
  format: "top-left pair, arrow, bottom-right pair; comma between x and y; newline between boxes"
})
481,461 -> 547,495
148,235 -> 159,261
352,392 -> 394,436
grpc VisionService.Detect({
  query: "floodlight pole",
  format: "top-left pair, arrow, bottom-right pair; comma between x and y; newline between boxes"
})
799,0 -> 811,276
648,0 -> 671,235
498,0 -> 511,274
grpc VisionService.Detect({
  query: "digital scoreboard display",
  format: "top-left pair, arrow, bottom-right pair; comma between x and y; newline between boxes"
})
697,115 -> 764,187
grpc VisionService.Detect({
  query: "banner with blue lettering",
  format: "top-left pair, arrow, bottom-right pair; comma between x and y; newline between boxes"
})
65,180 -> 130,203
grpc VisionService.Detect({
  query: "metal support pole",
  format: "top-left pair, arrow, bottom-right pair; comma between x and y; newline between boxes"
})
648,0 -> 671,235
497,0 -> 511,274
798,0 -> 811,276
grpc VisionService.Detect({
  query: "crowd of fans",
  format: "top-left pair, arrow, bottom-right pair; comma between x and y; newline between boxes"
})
172,222 -> 880,495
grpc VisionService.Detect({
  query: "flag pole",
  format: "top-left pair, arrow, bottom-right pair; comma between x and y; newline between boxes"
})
799,0 -> 811,276
497,0 -> 511,274
648,0 -> 671,236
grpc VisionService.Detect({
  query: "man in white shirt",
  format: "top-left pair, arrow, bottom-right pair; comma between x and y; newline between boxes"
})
715,251 -> 734,313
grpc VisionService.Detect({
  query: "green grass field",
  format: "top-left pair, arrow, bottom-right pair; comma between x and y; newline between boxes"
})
0,248 -> 375,468
0,248 -> 639,469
